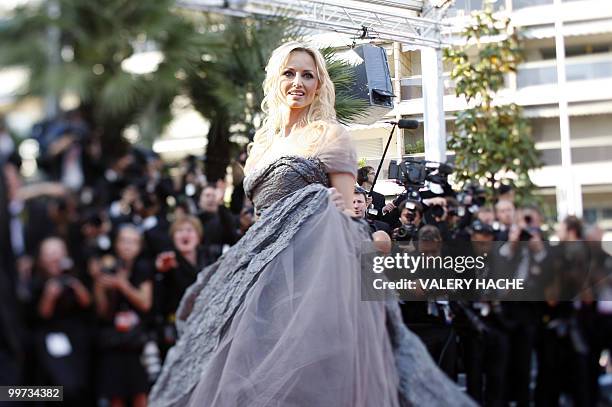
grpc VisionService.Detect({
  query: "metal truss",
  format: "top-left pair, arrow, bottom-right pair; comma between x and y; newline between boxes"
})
176,0 -> 449,48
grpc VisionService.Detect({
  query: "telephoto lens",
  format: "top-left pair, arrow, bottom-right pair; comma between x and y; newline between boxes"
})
142,340 -> 162,382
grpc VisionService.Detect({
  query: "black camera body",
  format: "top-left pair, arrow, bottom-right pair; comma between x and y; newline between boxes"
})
395,223 -> 419,241
388,158 -> 453,201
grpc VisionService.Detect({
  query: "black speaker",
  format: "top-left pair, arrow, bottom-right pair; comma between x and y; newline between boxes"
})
350,44 -> 395,125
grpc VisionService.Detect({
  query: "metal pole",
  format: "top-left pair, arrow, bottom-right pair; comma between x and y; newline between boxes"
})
45,0 -> 61,119
370,124 -> 397,195
421,46 -> 446,163
554,0 -> 581,220
393,41 -> 404,159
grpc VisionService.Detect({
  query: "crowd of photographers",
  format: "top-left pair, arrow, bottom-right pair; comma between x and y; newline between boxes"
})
0,113 -> 255,406
356,163 -> 612,406
0,112 -> 610,406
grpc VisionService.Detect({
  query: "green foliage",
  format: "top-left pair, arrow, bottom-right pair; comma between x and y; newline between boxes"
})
443,9 -> 541,204
0,0 -> 200,150
320,47 -> 370,124
1,2 -> 368,171
405,139 -> 425,155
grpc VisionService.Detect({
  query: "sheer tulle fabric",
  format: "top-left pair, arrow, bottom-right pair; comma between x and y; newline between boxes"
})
185,200 -> 400,406
247,121 -> 357,176
150,128 -> 476,406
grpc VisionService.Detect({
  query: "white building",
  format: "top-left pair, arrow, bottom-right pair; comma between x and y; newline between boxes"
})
348,0 -> 612,228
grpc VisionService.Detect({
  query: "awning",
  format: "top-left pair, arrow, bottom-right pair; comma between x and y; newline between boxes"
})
523,19 -> 612,40
524,100 -> 612,118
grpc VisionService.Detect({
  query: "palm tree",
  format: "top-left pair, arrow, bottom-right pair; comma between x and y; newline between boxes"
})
0,0 -> 200,154
1,1 -> 368,174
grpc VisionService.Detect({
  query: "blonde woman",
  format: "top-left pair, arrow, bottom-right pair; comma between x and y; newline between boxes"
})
150,42 -> 474,407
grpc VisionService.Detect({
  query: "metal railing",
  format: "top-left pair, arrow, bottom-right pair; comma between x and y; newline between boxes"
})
517,52 -> 612,88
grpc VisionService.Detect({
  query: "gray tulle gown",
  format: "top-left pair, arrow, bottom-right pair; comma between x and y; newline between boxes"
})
149,125 -> 475,407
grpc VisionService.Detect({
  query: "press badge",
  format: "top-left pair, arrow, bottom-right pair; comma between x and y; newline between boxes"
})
45,332 -> 72,358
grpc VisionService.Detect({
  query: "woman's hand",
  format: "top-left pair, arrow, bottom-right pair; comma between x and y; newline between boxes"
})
328,187 -> 346,211
155,251 -> 177,273
44,279 -> 63,299
96,274 -> 119,290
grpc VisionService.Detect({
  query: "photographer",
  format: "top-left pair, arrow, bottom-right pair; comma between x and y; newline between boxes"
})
498,208 -> 548,407
34,109 -> 95,191
198,183 -> 239,261
353,186 -> 391,237
585,224 -> 612,404
391,199 -> 423,242
154,216 -> 212,359
400,226 -> 458,379
422,196 -> 454,242
536,216 -> 592,406
456,220 -> 509,407
93,225 -> 152,407
494,199 -> 515,241
29,237 -> 92,405
453,184 -> 489,239
357,166 -> 385,218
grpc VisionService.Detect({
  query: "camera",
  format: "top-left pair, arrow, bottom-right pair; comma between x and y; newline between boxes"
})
395,223 -> 419,241
431,204 -> 445,219
388,158 -> 453,213
519,215 -> 540,241
388,158 -> 453,191
457,184 -> 486,214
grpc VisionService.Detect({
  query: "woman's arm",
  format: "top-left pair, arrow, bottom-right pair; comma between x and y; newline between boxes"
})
329,172 -> 356,215
68,278 -> 92,308
38,280 -> 62,319
93,277 -> 110,317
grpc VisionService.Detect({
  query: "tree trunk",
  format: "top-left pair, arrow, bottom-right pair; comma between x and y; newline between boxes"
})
204,114 -> 231,183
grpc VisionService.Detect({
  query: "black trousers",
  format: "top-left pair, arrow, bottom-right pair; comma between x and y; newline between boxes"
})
462,326 -> 509,407
535,326 -> 591,406
408,323 -> 458,380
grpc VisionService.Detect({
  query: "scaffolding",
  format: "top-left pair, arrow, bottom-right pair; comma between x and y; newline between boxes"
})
176,0 -> 452,162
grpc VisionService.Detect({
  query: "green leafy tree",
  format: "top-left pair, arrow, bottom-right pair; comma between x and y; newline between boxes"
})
443,9 -> 541,203
0,0 -> 200,153
184,14 -> 368,181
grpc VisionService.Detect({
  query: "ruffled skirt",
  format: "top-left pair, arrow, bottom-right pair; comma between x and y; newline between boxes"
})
150,184 -> 474,407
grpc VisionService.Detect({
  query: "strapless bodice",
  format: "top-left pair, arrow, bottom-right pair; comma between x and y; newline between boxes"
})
244,156 -> 330,216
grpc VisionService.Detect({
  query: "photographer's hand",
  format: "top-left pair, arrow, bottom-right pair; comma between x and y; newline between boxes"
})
48,134 -> 75,157
507,224 -> 521,255
423,197 -> 446,207
45,279 -> 64,298
38,279 -> 63,319
97,274 -> 119,290
382,202 -> 395,215
68,277 -> 92,308
215,179 -> 227,205
113,268 -> 132,292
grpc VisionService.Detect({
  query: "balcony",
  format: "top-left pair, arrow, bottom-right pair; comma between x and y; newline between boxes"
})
513,0 -> 552,9
399,74 -> 456,101
517,52 -> 612,88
